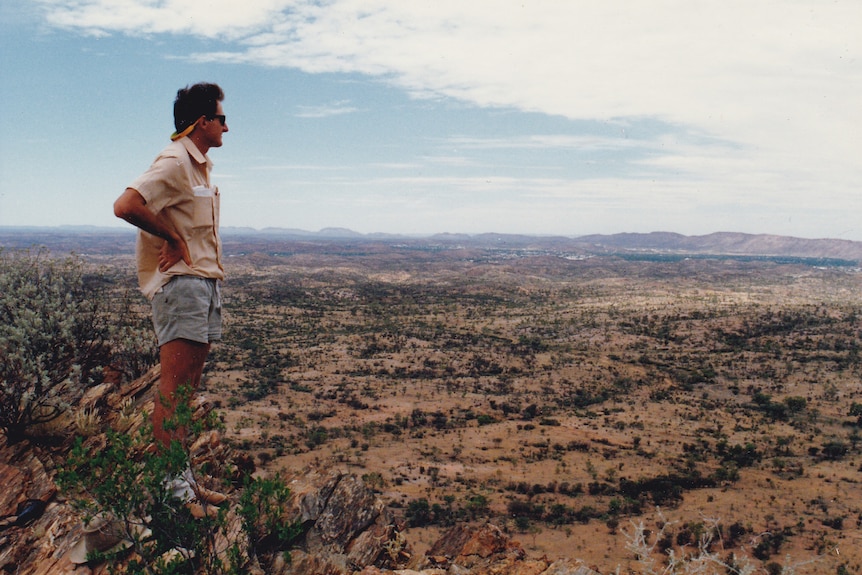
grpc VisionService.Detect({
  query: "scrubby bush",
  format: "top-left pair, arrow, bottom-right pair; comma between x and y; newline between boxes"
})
784,396 -> 807,414
405,498 -> 431,527
0,249 -> 108,442
0,249 -> 157,444
106,284 -> 160,383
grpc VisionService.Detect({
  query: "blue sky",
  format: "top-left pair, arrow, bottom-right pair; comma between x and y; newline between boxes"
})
1,1 -> 860,239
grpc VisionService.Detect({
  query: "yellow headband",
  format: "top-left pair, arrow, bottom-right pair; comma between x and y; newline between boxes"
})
170,116 -> 203,141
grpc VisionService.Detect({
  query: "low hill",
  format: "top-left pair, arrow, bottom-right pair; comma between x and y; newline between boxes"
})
574,231 -> 862,260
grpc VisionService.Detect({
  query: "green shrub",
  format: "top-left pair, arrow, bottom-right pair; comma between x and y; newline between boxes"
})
476,414 -> 496,426
239,474 -> 302,562
58,389 -> 300,573
405,498 -> 431,527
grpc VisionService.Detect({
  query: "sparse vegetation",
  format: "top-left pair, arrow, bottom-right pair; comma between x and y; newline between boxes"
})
4,234 -> 861,573
201,240 -> 862,573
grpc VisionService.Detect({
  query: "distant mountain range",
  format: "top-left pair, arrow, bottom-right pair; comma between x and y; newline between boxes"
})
2,227 -> 861,262
571,231 -> 862,261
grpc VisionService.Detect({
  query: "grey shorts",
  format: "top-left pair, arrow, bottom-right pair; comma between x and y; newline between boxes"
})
151,276 -> 222,346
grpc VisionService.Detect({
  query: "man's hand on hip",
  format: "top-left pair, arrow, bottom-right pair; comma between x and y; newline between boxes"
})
159,237 -> 192,272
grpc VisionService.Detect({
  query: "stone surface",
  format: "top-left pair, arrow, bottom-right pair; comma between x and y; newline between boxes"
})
425,523 -> 524,569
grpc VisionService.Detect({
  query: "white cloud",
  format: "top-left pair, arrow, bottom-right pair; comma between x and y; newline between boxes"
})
37,0 -> 297,39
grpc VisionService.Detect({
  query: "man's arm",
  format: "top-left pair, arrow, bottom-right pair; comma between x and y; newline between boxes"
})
114,188 -> 192,271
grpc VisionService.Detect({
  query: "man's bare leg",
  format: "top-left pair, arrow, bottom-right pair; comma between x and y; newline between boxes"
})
156,338 -> 227,508
153,338 -> 210,448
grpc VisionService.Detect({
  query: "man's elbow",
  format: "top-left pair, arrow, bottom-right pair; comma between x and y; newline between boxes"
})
114,189 -> 139,220
113,198 -> 127,219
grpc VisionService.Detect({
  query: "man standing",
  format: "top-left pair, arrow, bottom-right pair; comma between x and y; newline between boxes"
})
114,83 -> 228,450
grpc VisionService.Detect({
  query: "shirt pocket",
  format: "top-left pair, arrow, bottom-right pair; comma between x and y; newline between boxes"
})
192,186 -> 216,229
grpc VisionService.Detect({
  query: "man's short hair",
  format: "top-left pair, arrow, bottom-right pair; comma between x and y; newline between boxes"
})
173,83 -> 224,133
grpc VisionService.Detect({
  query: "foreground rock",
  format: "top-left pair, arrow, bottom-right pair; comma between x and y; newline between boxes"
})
0,366 -> 598,575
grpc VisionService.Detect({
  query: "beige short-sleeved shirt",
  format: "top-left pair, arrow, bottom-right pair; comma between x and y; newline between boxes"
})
128,137 -> 224,299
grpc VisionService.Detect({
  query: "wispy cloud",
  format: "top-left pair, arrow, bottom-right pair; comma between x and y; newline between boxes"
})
249,164 -> 350,171
294,100 -> 358,118
445,134 -> 649,152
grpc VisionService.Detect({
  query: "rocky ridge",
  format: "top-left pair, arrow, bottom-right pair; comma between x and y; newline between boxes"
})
0,367 -> 598,575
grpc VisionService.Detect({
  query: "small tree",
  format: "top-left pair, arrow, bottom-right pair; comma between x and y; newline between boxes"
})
783,396 -> 807,414
0,249 -> 109,443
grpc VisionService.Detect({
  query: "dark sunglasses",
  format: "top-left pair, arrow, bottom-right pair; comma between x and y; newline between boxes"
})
207,114 -> 227,126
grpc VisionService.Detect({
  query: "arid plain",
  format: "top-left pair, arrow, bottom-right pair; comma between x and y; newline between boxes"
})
7,229 -> 862,574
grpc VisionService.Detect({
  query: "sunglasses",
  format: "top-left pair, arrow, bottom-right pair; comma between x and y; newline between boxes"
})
206,114 -> 227,126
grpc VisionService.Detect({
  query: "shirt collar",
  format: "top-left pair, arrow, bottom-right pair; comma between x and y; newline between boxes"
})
178,137 -> 211,167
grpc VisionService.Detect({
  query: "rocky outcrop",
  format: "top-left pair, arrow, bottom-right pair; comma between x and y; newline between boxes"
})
0,366 -> 599,575
276,468 -> 399,574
